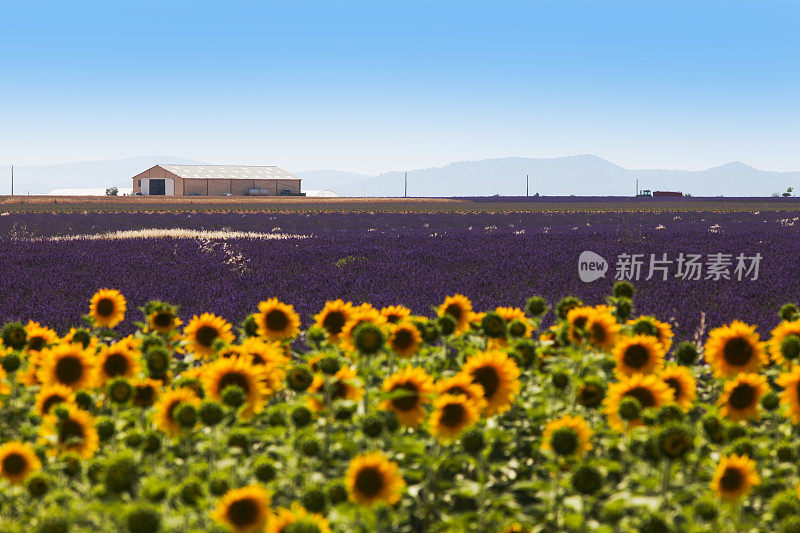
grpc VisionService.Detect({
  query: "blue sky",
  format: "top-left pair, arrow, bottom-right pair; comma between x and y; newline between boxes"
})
1,1 -> 798,173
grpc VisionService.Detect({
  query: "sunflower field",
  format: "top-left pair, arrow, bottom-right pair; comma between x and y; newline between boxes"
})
4,283 -> 800,532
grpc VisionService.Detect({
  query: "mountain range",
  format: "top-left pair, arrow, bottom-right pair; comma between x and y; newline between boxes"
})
2,154 -> 798,197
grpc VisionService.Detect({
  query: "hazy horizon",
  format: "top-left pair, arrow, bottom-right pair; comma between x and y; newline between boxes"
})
2,1 -> 799,176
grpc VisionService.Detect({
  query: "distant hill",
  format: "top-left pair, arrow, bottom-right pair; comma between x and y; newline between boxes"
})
294,155 -> 800,197
1,156 -> 203,195
2,154 -> 798,197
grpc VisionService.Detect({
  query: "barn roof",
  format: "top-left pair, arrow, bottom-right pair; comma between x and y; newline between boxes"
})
158,165 -> 300,180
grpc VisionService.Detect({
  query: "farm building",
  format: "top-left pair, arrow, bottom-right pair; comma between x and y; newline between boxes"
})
131,165 -> 303,197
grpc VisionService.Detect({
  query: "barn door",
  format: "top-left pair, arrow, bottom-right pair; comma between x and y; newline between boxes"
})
150,179 -> 166,195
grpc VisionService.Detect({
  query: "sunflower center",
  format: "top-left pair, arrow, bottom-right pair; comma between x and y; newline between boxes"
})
386,314 -> 401,324
720,467 -> 744,492
632,321 -> 660,338
729,384 -> 756,409
251,353 -> 266,365
2,453 -> 27,476
28,336 -> 46,351
445,386 -> 467,397
472,366 -> 501,400
322,311 -> 346,335
444,304 -> 463,322
153,312 -> 174,328
226,497 -> 260,527
96,298 -> 115,317
331,381 -> 348,400
393,329 -> 414,351
134,385 -> 156,406
663,433 -> 691,457
440,403 -> 466,428
55,356 -> 84,384
551,427 -> 579,456
391,383 -> 420,411
103,353 -> 129,377
354,466 -> 384,497
195,325 -> 219,348
664,378 -> 682,399
723,337 -> 753,366
58,418 -> 85,445
622,345 -> 650,369
265,310 -> 288,332
625,387 -> 656,408
590,323 -> 607,343
71,330 -> 92,348
572,316 -> 588,331
218,372 -> 250,395
579,385 -> 603,406
41,394 -> 66,414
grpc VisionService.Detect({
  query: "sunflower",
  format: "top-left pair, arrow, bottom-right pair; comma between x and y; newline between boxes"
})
95,342 -> 141,387
704,321 -> 768,378
381,305 -> 412,324
0,442 -> 41,484
345,452 -> 406,507
604,373 -> 675,432
183,313 -> 235,358
437,294 -> 473,334
153,387 -> 201,436
255,298 -> 301,342
0,367 -> 11,395
461,350 -> 521,416
566,307 -> 596,345
266,503 -> 332,533
541,414 -> 593,459
37,343 -> 96,391
34,384 -> 76,416
627,316 -> 674,351
429,394 -> 481,441
776,365 -> 800,423
496,307 -> 533,338
711,454 -> 760,502
718,372 -> 768,421
88,288 -> 126,328
339,306 -> 387,353
132,377 -> 162,408
233,337 -> 289,393
659,365 -> 697,411
612,335 -> 666,378
306,365 -> 363,412
18,350 -> 45,386
147,308 -> 182,334
585,309 -> 621,351
388,321 -> 423,358
24,321 -> 58,353
436,373 -> 488,411
200,357 -> 268,419
768,319 -> 800,367
379,367 -> 435,427
313,300 -> 354,342
61,327 -> 99,351
211,485 -> 271,533
39,404 -> 99,459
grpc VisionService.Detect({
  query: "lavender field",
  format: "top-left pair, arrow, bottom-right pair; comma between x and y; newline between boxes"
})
1,210 -> 798,341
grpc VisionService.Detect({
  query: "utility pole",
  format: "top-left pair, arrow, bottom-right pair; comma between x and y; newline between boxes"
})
10,166 -> 13,196
526,174 -> 529,196
404,172 -> 407,198
636,178 -> 638,196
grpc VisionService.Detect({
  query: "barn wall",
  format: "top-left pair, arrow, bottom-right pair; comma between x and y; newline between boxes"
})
183,179 -> 208,196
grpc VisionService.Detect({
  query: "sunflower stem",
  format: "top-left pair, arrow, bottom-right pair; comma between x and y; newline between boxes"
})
323,375 -> 333,462
659,459 -> 672,508
422,440 -> 441,531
